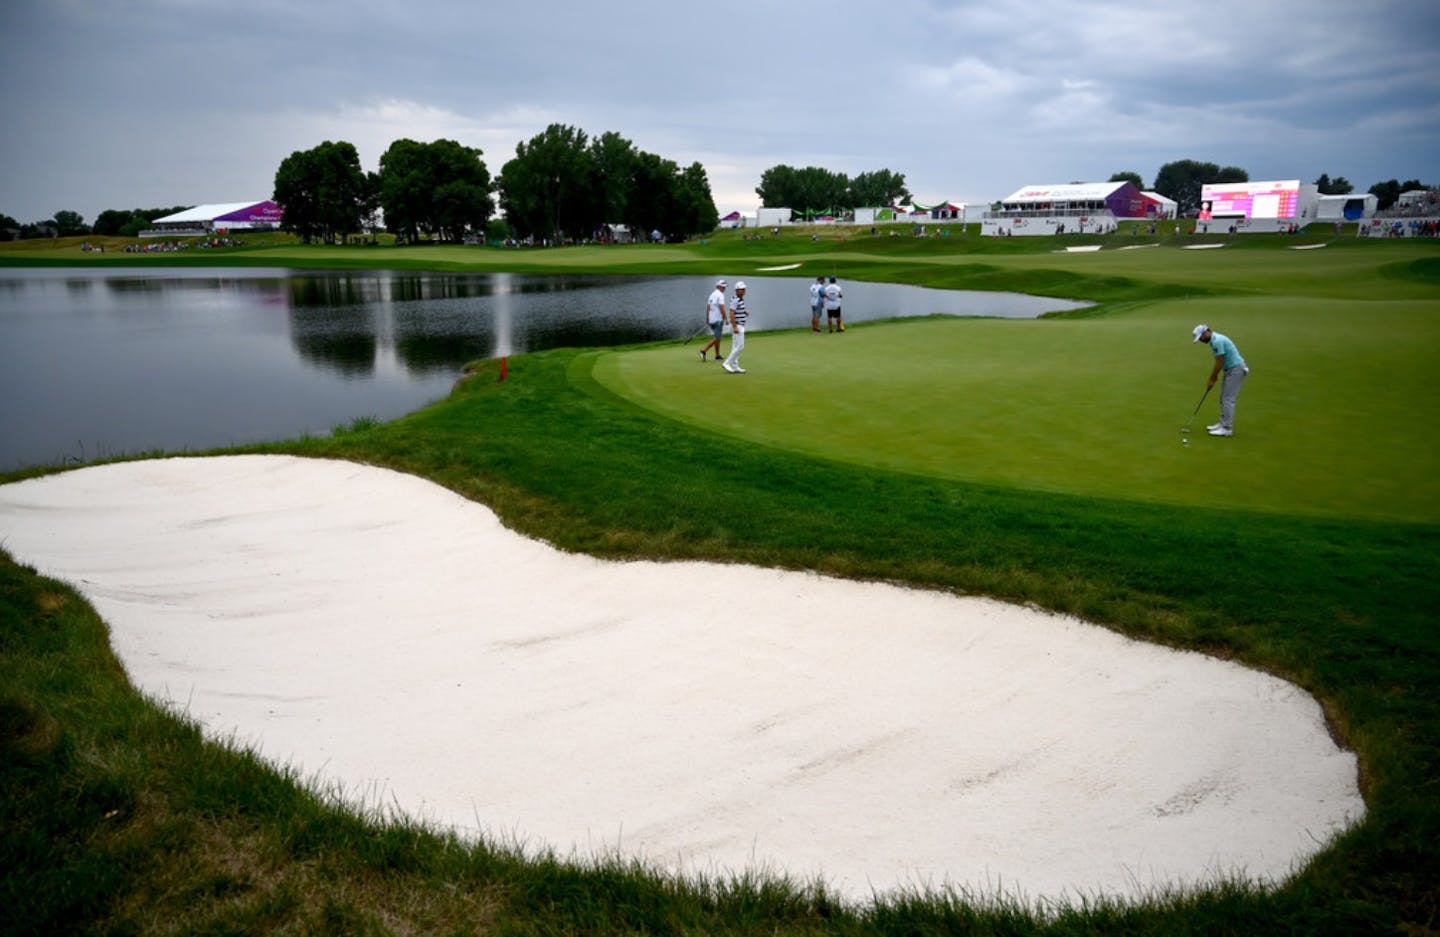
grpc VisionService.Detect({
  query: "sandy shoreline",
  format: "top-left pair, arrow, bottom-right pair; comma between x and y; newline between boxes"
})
0,455 -> 1362,904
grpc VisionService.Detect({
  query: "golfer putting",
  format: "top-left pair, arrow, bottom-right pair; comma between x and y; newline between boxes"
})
1192,324 -> 1249,436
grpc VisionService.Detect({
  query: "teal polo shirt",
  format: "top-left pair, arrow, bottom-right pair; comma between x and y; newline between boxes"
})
1210,332 -> 1246,369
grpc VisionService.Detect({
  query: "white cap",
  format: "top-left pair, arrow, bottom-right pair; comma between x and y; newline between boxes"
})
1192,324 -> 1209,343
715,279 -> 726,287
734,281 -> 747,290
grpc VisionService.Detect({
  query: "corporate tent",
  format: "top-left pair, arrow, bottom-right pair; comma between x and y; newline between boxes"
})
997,182 -> 1148,219
910,200 -> 965,220
1141,191 -> 1177,218
1315,193 -> 1377,221
146,200 -> 284,235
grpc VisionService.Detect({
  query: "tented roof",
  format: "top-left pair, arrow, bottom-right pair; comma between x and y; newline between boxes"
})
1141,191 -> 1177,206
152,201 -> 277,224
1001,182 -> 1127,203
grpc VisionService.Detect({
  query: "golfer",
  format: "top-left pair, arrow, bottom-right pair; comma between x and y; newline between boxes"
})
1192,324 -> 1249,436
699,279 -> 726,363
809,276 -> 825,332
723,281 -> 749,373
823,276 -> 844,332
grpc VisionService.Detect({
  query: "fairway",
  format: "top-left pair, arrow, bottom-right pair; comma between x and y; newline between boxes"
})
594,296 -> 1440,523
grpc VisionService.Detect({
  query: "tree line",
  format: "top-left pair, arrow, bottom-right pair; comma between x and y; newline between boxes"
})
270,125 -> 718,245
754,166 -> 912,215
0,155 -> 1432,241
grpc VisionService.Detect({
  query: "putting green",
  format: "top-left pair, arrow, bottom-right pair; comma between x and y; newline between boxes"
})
592,298 -> 1440,523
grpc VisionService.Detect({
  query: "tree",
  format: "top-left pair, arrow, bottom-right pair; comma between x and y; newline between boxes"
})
1152,160 -> 1248,215
497,124 -> 595,242
1368,178 -> 1427,211
589,131 -> 638,225
1109,171 -> 1144,189
1314,174 -> 1353,195
673,162 -> 719,236
379,138 -> 492,243
273,140 -> 373,243
626,150 -> 680,239
756,165 -> 850,213
497,124 -> 717,241
52,210 -> 89,237
0,212 -> 18,241
848,169 -> 910,208
92,209 -> 132,237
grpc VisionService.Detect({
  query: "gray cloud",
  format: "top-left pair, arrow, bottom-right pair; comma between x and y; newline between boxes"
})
2,0 -> 1435,224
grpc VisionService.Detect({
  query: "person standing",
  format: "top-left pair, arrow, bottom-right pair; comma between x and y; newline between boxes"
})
699,279 -> 726,362
723,281 -> 750,373
1192,324 -> 1249,436
823,275 -> 844,332
809,275 -> 825,332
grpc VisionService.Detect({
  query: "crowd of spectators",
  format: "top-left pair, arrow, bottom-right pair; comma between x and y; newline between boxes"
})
1360,218 -> 1440,238
78,237 -> 248,253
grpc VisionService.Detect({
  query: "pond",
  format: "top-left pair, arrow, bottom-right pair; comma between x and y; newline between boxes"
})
0,268 -> 1087,471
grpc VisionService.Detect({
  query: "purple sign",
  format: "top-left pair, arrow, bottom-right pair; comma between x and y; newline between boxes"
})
215,200 -> 284,223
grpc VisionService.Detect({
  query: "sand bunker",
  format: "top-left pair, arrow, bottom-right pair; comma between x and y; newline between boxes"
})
0,456 -> 1362,904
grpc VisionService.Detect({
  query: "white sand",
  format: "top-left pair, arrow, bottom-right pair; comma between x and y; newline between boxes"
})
0,455 -> 1362,905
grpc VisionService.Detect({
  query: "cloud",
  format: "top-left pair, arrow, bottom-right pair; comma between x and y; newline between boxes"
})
0,0 -> 1435,223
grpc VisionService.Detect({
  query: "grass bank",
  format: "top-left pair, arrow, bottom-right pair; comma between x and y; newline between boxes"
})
3,230 -> 1438,934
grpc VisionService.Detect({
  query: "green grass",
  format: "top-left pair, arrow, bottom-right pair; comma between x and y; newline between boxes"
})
2,228 -> 1439,934
596,296 -> 1440,522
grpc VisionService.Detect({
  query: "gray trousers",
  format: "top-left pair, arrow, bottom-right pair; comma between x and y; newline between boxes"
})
1220,365 -> 1249,430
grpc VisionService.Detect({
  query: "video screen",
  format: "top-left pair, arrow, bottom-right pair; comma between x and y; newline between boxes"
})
1200,181 -> 1301,219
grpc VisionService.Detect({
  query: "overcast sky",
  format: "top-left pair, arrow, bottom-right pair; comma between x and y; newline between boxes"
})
2,0 -> 1437,224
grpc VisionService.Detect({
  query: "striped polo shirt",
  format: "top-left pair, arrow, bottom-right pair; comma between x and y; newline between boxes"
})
728,293 -> 748,326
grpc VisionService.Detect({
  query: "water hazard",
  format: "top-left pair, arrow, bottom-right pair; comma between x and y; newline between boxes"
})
0,268 -> 1086,470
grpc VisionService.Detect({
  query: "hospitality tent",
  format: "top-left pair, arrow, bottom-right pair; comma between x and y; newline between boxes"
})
997,182 -> 1148,219
146,200 -> 283,235
1141,191 -> 1177,218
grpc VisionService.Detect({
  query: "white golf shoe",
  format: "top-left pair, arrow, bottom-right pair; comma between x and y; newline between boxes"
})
1206,423 -> 1223,431
1207,426 -> 1233,436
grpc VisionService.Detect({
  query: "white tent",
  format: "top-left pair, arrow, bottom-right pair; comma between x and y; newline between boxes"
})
1315,194 -> 1377,221
146,200 -> 283,235
1142,191 -> 1177,219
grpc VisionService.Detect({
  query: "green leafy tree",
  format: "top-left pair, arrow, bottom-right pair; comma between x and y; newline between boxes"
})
497,124 -> 717,241
1314,174 -> 1353,195
273,140 -> 373,243
848,169 -> 911,207
1368,178 -> 1427,210
673,161 -> 719,236
379,138 -> 492,243
1152,160 -> 1249,215
756,165 -> 850,214
0,212 -> 18,241
626,150 -> 680,239
497,124 -> 595,242
1109,171 -> 1144,189
92,209 -> 133,236
589,131 -> 638,225
52,210 -> 89,236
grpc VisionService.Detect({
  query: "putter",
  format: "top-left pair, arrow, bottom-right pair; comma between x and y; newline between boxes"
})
1180,386 -> 1212,441
682,323 -> 710,346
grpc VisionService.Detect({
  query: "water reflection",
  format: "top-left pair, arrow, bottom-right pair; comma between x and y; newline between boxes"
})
0,268 -> 1087,470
